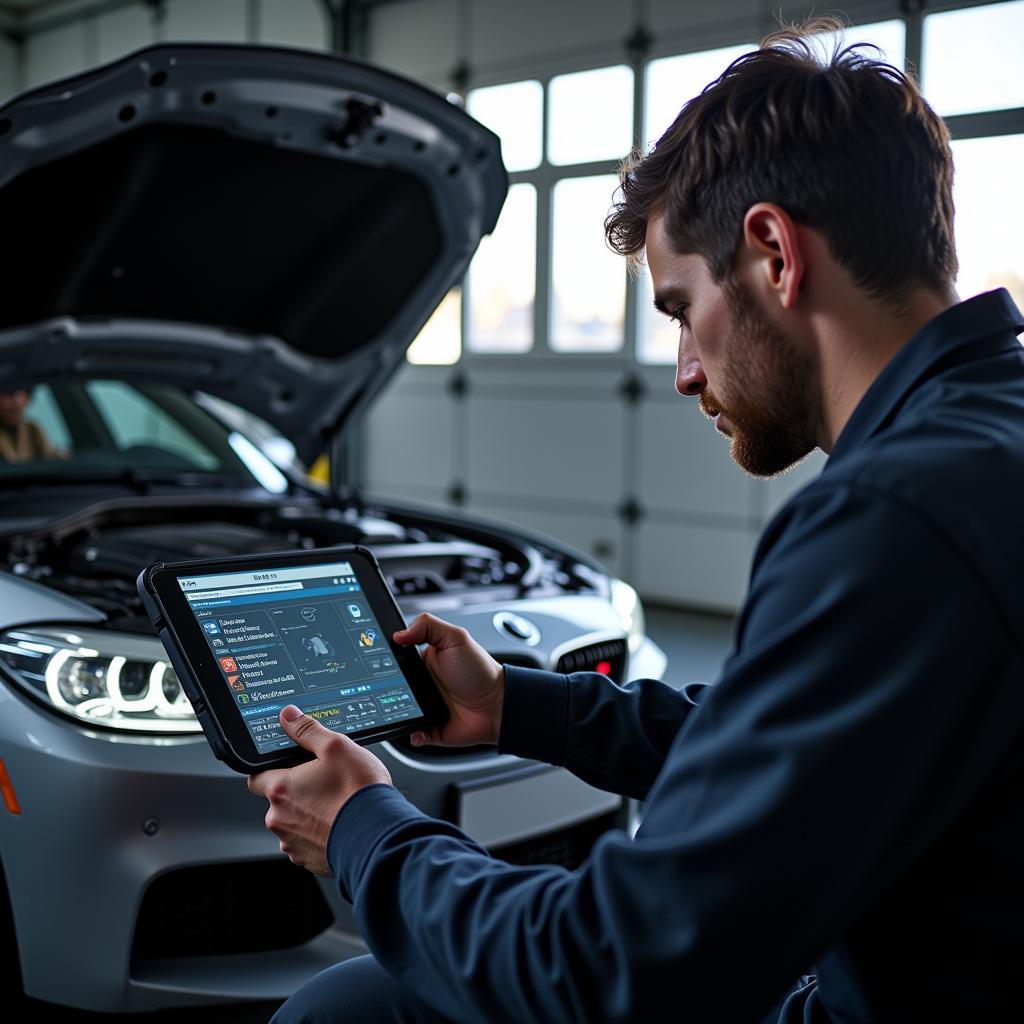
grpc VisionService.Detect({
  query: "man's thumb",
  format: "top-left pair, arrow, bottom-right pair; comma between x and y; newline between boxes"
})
279,705 -> 334,756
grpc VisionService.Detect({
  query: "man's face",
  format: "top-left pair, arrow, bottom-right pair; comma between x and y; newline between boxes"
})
0,390 -> 30,429
646,216 -> 819,477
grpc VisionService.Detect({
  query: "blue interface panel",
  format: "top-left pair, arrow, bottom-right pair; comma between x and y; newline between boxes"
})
177,559 -> 423,753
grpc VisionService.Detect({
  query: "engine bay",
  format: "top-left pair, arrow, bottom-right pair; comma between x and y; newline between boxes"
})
0,491 -> 606,627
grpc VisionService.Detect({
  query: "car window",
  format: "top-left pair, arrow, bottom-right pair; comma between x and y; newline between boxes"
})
25,384 -> 71,448
86,380 -> 219,470
0,379 -> 267,483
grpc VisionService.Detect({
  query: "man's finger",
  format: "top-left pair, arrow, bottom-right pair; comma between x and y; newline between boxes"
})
278,705 -> 338,757
248,769 -> 280,798
393,613 -> 462,649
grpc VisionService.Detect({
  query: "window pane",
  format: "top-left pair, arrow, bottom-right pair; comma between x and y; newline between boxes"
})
951,135 -> 1024,310
548,65 -> 633,166
407,289 -> 461,365
467,183 -> 536,353
637,263 -> 679,364
25,384 -> 71,449
550,174 -> 624,351
820,19 -> 904,68
645,44 -> 753,149
644,22 -> 902,151
467,80 -> 543,172
924,1 -> 1024,116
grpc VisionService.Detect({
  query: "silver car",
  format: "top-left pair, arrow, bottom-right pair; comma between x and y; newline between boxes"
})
0,44 -> 665,1012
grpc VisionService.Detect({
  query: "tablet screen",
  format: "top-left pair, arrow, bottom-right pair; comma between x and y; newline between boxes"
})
176,558 -> 424,754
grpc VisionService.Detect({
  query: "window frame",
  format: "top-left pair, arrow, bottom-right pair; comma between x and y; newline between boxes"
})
436,1 -> 1024,370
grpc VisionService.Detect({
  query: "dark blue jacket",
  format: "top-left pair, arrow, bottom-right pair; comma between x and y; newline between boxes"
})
329,289 -> 1024,1023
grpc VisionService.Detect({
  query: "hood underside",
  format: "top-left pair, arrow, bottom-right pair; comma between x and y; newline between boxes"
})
0,44 -> 507,461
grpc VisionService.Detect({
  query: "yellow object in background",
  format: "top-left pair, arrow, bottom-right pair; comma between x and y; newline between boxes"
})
308,453 -> 330,484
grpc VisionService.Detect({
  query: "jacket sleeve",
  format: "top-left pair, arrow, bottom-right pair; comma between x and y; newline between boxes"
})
495,665 -> 711,800
328,482 -> 1024,1024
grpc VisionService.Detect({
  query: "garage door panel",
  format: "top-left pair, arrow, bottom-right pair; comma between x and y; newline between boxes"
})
165,0 -> 248,42
363,392 -> 456,493
638,400 -> 757,521
96,6 -> 154,65
467,395 -> 626,505
467,0 -> 632,66
259,0 -> 328,50
634,520 -> 758,612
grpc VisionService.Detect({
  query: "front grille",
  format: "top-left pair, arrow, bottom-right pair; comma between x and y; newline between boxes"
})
490,811 -> 619,870
555,639 -> 627,682
132,859 -> 332,960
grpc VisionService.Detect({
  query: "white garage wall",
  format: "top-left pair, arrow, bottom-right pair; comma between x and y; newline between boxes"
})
24,20 -> 88,88
17,0 -> 329,88
258,0 -> 329,50
94,4 -> 154,65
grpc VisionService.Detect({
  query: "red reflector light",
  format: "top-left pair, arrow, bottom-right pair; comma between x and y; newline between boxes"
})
0,758 -> 21,815
596,660 -> 613,676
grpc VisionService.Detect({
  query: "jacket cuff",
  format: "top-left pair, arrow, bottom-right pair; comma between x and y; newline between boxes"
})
496,664 -> 570,765
327,783 -> 430,903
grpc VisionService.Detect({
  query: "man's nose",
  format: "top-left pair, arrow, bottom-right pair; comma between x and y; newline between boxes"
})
676,358 -> 707,397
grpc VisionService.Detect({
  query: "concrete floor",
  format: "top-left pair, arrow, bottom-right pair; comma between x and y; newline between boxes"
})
31,604 -> 735,1022
644,603 -> 736,689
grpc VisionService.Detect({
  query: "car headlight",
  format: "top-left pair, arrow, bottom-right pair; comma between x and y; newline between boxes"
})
610,578 -> 646,655
0,626 -> 201,733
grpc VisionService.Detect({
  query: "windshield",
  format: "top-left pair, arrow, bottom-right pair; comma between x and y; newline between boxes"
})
0,380 -> 287,490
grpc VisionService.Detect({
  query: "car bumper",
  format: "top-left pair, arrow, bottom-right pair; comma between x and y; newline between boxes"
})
0,634 -> 664,1012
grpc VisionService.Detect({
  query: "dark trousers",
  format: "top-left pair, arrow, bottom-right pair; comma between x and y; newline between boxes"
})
271,954 -> 820,1024
270,954 -> 454,1024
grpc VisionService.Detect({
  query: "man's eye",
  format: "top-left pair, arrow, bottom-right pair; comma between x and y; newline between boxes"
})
670,303 -> 690,326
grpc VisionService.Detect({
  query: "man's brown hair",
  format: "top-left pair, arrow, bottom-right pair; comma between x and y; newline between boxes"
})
606,18 -> 957,302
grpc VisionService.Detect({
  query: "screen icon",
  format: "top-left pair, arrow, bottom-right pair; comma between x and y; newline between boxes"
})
218,656 -> 238,673
211,638 -> 225,648
201,620 -> 221,636
237,694 -> 249,705
226,675 -> 244,692
348,603 -> 362,618
301,606 -> 317,622
358,629 -> 378,648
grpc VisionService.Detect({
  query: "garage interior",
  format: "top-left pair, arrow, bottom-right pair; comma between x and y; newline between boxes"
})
2,0 -> 1019,618
1,0 -> 1021,1020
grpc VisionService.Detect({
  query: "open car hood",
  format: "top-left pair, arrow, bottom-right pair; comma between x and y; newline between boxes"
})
0,44 -> 506,462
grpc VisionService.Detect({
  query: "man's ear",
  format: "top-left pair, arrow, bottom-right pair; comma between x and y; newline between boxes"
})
741,203 -> 804,310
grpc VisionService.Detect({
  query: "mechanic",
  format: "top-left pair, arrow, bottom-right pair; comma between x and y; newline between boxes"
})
0,388 -> 63,463
249,20 -> 1024,1024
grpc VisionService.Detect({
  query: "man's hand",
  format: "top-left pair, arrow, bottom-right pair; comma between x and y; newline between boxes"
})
247,705 -> 393,876
393,614 -> 505,748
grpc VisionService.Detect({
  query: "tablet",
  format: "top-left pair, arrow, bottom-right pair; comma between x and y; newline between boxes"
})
137,545 -> 449,773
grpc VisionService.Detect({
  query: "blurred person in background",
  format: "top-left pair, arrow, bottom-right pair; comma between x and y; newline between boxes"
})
0,388 -> 64,463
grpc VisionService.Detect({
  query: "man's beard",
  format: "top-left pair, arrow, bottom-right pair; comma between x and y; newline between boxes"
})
698,279 -> 821,478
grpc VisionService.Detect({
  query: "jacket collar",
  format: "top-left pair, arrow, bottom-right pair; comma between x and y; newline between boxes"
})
828,288 -> 1024,462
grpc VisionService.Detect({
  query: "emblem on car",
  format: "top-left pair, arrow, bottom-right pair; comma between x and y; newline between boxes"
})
492,612 -> 541,646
